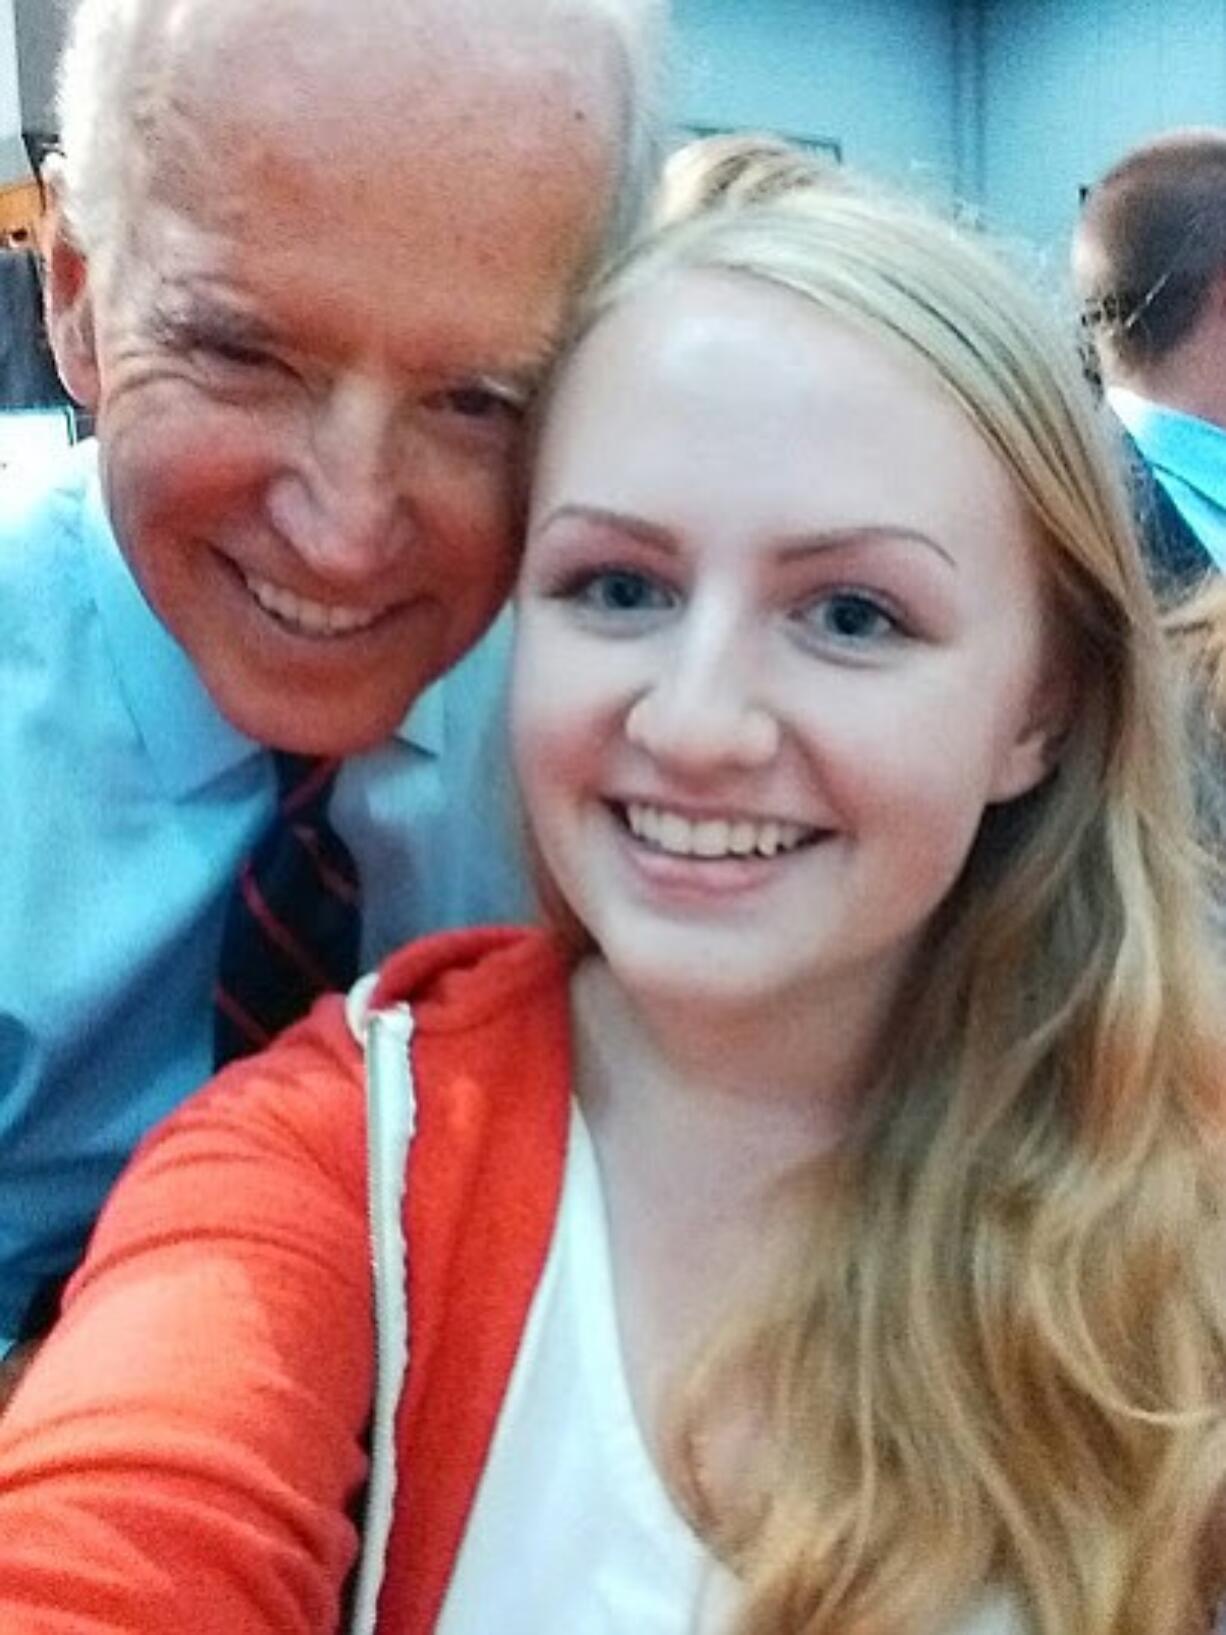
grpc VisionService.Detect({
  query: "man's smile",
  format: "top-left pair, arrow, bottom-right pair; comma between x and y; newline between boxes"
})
240,570 -> 386,638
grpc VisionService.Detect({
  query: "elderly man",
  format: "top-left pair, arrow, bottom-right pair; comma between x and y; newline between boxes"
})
1074,129 -> 1226,590
0,0 -> 663,1362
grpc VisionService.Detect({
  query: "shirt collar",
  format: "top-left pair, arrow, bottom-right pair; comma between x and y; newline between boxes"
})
80,442 -> 443,800
1108,386 -> 1226,477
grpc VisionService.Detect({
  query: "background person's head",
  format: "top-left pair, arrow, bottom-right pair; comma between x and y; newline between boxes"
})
512,179 -> 1225,1632
43,0 -> 666,755
1073,128 -> 1226,423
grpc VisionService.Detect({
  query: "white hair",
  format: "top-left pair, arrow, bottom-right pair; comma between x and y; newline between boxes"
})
53,0 -> 669,263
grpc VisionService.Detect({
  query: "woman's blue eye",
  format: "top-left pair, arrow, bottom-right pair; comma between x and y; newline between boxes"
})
801,592 -> 900,643
572,569 -> 674,615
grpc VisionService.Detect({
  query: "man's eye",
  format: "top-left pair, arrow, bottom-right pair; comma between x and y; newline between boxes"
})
430,384 -> 524,420
568,569 -> 675,616
796,591 -> 903,645
197,338 -> 275,371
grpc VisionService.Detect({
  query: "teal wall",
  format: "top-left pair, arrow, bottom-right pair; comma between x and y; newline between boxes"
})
0,0 -> 23,184
6,1 -> 1226,251
669,0 -> 1226,254
672,0 -> 963,199
979,0 -> 1226,252
13,0 -> 60,133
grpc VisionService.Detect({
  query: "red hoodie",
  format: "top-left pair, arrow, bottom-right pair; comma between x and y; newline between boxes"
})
0,928 -> 574,1635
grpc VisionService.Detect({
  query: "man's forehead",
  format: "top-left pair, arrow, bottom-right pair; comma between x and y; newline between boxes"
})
133,0 -> 625,182
106,0 -> 625,319
106,0 -> 620,351
143,0 -> 619,77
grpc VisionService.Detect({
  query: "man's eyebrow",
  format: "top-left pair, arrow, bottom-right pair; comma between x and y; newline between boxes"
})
148,295 -> 280,351
478,363 -> 545,404
478,343 -> 560,400
774,525 -> 957,569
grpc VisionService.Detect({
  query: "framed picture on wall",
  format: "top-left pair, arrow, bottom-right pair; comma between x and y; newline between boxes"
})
675,124 -> 843,163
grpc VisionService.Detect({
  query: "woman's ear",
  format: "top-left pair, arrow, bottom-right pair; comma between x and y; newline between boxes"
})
987,653 -> 1076,805
41,176 -> 102,412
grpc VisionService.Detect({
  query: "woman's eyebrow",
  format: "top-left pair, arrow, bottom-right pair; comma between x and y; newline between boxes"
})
773,526 -> 958,569
535,508 -> 957,571
533,503 -> 677,552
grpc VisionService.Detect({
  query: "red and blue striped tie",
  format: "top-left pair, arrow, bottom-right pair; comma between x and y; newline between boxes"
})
213,752 -> 361,1067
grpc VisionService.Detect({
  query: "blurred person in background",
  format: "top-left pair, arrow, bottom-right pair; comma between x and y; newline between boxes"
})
1074,129 -> 1226,593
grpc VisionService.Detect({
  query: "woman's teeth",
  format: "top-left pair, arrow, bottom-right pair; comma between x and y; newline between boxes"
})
244,573 -> 381,636
624,802 -> 814,859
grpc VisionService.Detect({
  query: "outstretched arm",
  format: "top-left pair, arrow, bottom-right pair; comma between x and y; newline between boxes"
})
0,1341 -> 35,1414
0,1013 -> 374,1635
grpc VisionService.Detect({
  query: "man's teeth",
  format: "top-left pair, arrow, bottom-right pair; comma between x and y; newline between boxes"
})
624,803 -> 812,859
244,574 -> 381,636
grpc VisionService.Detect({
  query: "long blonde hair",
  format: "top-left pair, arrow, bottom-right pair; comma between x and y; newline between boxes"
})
1165,578 -> 1226,941
575,188 -> 1226,1633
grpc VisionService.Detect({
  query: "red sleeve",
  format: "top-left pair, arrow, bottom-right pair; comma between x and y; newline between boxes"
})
0,1004 -> 374,1635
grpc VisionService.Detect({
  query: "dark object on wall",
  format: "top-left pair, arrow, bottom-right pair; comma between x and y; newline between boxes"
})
678,123 -> 842,163
0,246 -> 71,412
22,131 -> 57,183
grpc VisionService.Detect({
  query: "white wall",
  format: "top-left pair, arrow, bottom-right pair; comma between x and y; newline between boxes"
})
979,0 -> 1226,255
0,0 -> 25,184
672,0 -> 962,199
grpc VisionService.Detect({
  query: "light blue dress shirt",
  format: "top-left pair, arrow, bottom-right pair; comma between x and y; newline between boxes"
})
1109,387 -> 1226,571
0,443 -> 534,1348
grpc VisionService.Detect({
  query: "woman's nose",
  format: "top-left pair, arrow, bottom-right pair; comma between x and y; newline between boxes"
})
624,625 -> 779,774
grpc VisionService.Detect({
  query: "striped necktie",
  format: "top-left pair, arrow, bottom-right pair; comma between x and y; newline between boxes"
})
214,752 -> 361,1067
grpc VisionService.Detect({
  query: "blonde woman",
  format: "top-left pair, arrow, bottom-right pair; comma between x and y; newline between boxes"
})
1,180 -> 1225,1635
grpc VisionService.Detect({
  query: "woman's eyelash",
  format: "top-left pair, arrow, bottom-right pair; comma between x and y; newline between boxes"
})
794,588 -> 910,641
550,565 -> 676,612
537,564 -> 913,647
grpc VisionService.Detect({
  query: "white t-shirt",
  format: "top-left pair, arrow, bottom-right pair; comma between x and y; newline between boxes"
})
438,1111 -> 1024,1635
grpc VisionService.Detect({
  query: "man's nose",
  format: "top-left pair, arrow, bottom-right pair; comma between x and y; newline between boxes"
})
625,621 -> 779,774
268,380 -> 412,582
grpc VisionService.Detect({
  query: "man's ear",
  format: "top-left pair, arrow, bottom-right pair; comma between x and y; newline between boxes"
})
41,182 -> 102,412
